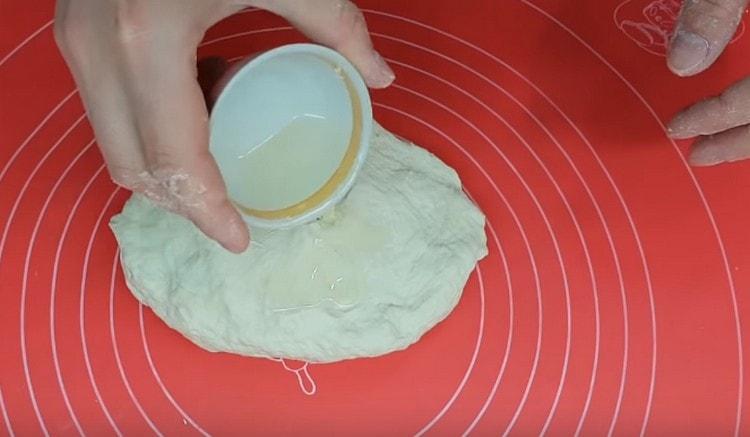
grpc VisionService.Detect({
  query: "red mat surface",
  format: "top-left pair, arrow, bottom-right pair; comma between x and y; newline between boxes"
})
1,0 -> 749,435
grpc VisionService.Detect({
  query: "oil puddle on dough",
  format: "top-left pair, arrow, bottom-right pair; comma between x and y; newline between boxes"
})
264,211 -> 389,312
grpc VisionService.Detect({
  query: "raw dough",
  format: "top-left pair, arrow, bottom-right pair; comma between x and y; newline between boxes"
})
111,124 -> 487,363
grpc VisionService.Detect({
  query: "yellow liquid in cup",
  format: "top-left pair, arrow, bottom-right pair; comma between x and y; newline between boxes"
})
237,115 -> 345,212
232,70 -> 363,222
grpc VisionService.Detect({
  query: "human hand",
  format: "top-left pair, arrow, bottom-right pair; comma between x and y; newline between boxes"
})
54,0 -> 395,252
666,0 -> 750,165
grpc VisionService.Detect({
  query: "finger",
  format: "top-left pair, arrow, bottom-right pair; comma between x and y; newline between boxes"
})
54,0 -> 146,185
147,161 -> 251,254
259,0 -> 395,88
668,0 -> 749,76
668,76 -> 750,139
122,34 -> 250,253
689,124 -> 750,166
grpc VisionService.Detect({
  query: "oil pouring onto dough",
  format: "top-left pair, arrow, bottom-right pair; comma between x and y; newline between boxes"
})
111,44 -> 488,363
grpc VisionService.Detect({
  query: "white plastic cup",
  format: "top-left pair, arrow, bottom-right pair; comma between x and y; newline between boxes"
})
209,43 -> 373,229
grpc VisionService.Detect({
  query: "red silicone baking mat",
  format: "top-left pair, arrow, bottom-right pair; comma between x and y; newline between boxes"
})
2,0 -> 750,435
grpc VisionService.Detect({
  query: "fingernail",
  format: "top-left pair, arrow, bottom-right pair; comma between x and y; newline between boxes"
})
368,51 -> 395,88
689,143 -> 723,166
668,30 -> 709,76
666,117 -> 693,139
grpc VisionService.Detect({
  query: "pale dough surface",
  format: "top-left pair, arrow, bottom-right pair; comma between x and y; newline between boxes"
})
111,124 -> 487,363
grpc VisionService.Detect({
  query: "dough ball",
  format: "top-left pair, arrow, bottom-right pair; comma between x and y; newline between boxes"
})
111,124 -> 487,363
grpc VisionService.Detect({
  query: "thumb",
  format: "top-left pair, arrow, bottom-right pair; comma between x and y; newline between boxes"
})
123,35 -> 250,252
668,0 -> 749,76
